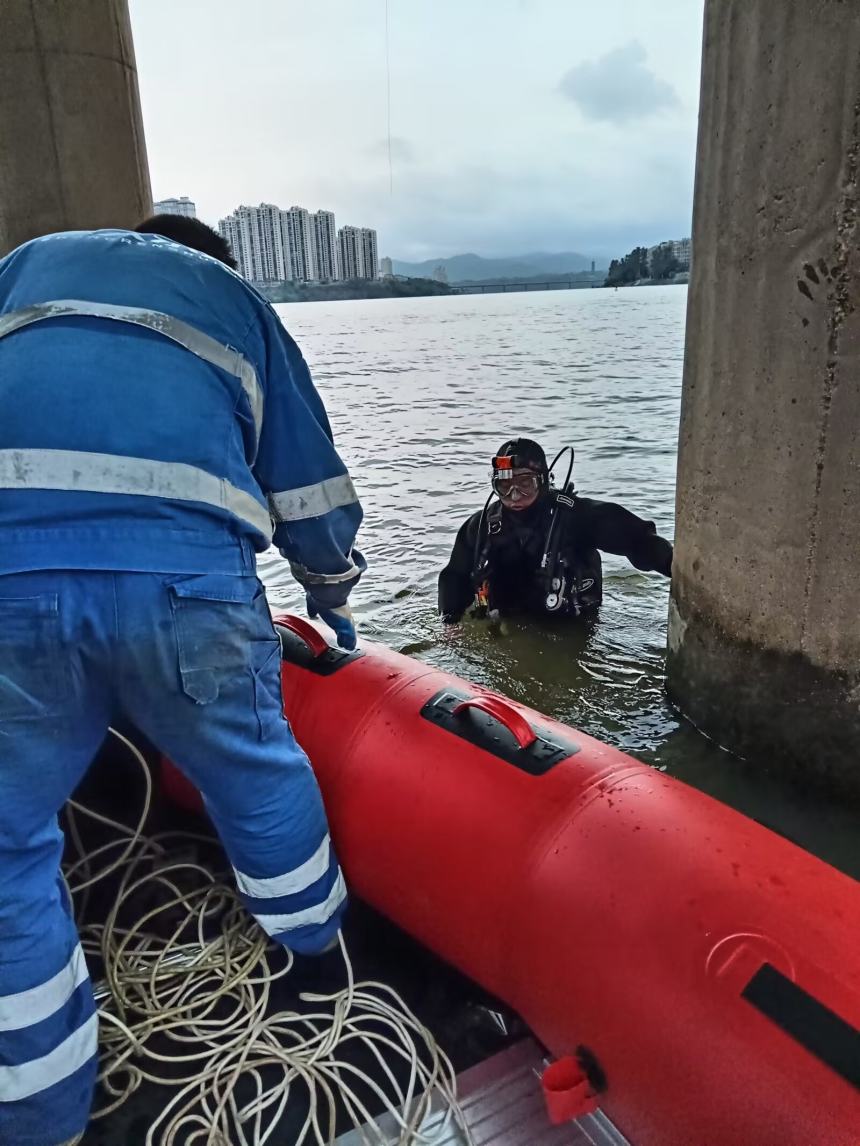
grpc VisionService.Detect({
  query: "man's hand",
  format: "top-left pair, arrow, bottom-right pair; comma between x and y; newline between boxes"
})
307,596 -> 357,650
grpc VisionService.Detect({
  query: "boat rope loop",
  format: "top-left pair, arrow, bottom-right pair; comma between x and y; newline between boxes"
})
63,728 -> 471,1146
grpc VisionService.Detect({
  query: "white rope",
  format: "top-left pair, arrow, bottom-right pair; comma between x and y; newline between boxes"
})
63,728 -> 472,1146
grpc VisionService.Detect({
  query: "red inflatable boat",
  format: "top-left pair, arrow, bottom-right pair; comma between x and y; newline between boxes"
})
163,617 -> 860,1146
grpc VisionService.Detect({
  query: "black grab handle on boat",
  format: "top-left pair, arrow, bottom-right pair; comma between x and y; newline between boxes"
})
274,615 -> 363,676
420,688 -> 579,774
452,695 -> 538,749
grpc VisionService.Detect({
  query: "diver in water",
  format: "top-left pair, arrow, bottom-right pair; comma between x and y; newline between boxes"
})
438,438 -> 673,624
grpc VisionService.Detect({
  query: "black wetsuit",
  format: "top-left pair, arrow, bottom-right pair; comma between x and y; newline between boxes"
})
438,489 -> 673,623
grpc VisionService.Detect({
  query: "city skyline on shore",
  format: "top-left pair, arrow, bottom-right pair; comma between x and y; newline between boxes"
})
131,1 -> 702,261
217,201 -> 379,285
153,192 -> 690,284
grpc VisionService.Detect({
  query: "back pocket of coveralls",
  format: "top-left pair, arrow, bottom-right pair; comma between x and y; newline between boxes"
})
168,574 -> 261,705
0,594 -> 67,726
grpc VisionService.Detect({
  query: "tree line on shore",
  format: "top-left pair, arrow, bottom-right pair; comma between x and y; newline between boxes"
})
260,277 -> 453,304
604,243 -> 682,287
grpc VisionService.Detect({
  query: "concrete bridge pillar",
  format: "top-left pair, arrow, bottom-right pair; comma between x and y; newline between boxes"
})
0,0 -> 151,256
668,0 -> 860,796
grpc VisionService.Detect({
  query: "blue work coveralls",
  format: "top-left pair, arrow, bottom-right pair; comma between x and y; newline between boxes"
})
0,230 -> 364,1146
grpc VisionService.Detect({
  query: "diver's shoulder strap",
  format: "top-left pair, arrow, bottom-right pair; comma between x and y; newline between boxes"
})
485,499 -> 504,529
553,483 -> 577,510
471,501 -> 503,582
542,487 -> 578,576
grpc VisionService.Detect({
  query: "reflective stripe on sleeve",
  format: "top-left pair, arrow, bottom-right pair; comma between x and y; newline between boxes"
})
268,474 -> 358,523
288,557 -> 362,587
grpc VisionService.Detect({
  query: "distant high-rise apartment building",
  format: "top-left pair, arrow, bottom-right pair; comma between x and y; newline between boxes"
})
338,225 -> 379,281
217,204 -> 293,282
312,210 -> 340,282
218,213 -> 244,272
646,236 -> 692,276
219,200 -> 380,285
360,228 -> 379,280
380,256 -> 394,278
154,196 -> 196,218
219,211 -> 243,277
337,226 -> 362,281
219,205 -> 262,281
256,203 -> 293,281
671,237 -> 692,269
282,206 -> 317,282
218,211 -> 263,280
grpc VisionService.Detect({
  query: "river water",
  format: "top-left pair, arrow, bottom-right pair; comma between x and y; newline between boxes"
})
261,287 -> 858,876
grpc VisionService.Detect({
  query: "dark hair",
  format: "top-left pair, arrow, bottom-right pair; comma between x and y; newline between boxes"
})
134,214 -> 237,270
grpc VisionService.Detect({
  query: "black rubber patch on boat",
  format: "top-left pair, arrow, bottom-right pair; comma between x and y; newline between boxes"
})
742,963 -> 860,1090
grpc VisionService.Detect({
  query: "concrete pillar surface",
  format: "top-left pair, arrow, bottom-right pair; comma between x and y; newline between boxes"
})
0,0 -> 152,255
668,0 -> 860,795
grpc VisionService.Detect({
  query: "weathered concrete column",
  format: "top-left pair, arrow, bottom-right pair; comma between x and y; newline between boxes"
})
668,0 -> 860,796
0,0 -> 151,256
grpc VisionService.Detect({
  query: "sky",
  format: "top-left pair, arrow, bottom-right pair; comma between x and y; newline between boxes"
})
129,0 -> 705,263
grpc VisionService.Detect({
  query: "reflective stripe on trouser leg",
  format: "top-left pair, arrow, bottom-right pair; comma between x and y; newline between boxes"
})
0,570 -> 112,1145
113,571 -> 347,956
0,947 -> 98,1144
246,869 -> 347,940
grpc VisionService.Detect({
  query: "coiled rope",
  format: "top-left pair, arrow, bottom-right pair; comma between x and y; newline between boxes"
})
64,728 -> 471,1146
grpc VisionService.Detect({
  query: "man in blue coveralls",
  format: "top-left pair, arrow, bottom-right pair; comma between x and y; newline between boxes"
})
0,216 -> 364,1146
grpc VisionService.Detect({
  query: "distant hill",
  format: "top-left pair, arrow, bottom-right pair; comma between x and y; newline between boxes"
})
391,251 -> 606,282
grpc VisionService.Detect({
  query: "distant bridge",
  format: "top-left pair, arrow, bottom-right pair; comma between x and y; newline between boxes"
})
450,277 -> 603,295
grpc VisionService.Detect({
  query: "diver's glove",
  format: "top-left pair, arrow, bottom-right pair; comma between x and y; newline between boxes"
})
307,596 -> 357,650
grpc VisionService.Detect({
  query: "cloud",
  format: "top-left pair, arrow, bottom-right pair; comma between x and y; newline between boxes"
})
560,41 -> 680,124
323,146 -> 695,262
